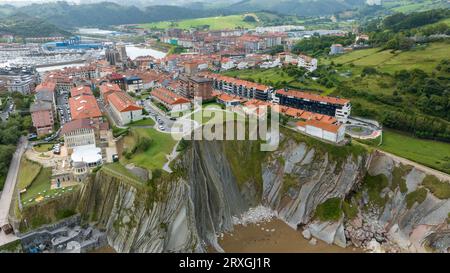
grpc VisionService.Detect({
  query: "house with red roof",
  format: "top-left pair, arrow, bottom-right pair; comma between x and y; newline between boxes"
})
70,85 -> 93,98
61,118 -> 96,149
99,82 -> 122,103
151,87 -> 191,112
296,119 -> 345,143
274,89 -> 351,123
69,94 -> 102,123
107,91 -> 143,125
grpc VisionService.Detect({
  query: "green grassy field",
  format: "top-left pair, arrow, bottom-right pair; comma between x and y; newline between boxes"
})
141,14 -> 259,30
326,42 -> 450,74
19,166 -> 77,207
222,68 -> 334,94
189,103 -> 248,125
17,158 -> 41,190
33,143 -> 53,153
121,128 -> 176,170
128,118 -> 155,127
102,162 -> 145,186
377,130 -> 450,174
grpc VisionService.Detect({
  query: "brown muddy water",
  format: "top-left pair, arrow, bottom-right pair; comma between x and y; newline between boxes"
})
215,219 -> 363,253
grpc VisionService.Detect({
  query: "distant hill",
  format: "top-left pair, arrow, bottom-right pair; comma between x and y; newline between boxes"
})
16,2 -> 209,29
225,0 -> 367,16
0,13 -> 71,37
1,0 -> 449,30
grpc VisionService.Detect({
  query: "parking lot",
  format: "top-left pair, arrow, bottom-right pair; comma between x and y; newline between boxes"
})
56,92 -> 71,126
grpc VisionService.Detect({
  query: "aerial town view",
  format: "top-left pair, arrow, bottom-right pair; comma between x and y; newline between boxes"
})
0,0 -> 449,261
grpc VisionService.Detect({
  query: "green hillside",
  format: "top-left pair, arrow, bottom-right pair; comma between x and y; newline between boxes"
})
141,14 -> 260,30
325,42 -> 449,73
0,14 -> 70,38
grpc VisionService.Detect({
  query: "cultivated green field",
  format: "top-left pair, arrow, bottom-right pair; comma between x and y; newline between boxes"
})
327,42 -> 450,74
141,14 -> 259,30
378,130 -> 450,174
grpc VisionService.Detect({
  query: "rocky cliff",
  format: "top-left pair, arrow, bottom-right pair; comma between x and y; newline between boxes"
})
63,130 -> 449,253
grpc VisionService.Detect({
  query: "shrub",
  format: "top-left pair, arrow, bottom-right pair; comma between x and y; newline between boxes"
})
405,188 -> 427,209
314,197 -> 342,222
422,175 -> 450,199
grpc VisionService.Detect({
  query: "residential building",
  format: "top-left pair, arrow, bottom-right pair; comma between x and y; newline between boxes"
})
274,89 -> 351,123
69,94 -> 102,122
107,73 -> 126,89
30,100 -> 54,136
216,93 -> 244,107
61,119 -> 96,149
151,87 -> 191,112
35,89 -> 56,112
0,66 -> 37,95
179,75 -> 213,100
108,91 -> 143,125
46,73 -> 73,94
125,76 -> 143,93
298,54 -> 318,72
205,73 -> 272,101
99,82 -> 121,102
297,119 -> 345,143
70,85 -> 93,97
330,44 -> 344,55
7,74 -> 35,94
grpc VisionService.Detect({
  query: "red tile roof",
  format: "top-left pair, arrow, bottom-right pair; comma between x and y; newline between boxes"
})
69,95 -> 102,120
275,106 -> 338,124
99,83 -> 121,95
217,93 -> 245,103
108,92 -> 143,112
275,89 -> 349,106
35,81 -> 56,93
61,118 -> 93,135
302,119 -> 342,133
71,86 -> 93,97
204,73 -> 270,91
152,87 -> 190,105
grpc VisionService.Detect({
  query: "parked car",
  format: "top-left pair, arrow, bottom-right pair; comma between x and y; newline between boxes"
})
159,125 -> 165,131
27,133 -> 37,140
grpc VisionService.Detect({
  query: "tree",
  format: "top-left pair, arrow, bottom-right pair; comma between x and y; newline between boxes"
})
243,15 -> 257,23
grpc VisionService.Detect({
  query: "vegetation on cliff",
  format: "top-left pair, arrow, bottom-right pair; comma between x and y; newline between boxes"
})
314,197 -> 343,222
422,175 -> 450,199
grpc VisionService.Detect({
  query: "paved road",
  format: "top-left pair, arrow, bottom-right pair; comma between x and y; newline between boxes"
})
0,137 -> 27,246
143,100 -> 175,132
0,99 -> 14,122
377,150 -> 450,182
56,92 -> 70,125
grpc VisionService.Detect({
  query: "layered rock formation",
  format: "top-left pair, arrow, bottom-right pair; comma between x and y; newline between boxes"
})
23,130 -> 449,253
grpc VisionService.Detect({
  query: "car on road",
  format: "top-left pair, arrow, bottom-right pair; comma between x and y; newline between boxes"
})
159,125 -> 165,131
170,117 -> 177,121
27,133 -> 37,140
